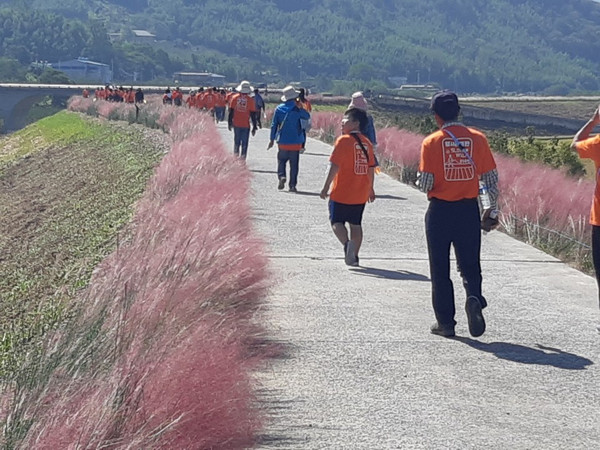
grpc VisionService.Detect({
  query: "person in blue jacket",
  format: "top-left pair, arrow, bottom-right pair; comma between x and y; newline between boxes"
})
268,85 -> 311,192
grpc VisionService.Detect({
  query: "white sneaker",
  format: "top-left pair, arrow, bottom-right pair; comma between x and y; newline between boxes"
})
344,240 -> 358,266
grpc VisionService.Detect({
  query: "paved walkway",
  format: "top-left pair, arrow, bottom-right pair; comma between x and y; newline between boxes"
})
218,124 -> 600,450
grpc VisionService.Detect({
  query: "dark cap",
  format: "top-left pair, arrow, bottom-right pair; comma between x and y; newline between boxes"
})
431,90 -> 460,121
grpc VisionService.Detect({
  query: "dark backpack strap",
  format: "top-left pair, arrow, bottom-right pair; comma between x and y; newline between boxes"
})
351,133 -> 370,160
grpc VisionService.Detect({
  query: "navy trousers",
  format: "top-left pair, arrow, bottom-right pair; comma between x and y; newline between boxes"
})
425,198 -> 483,326
277,149 -> 300,188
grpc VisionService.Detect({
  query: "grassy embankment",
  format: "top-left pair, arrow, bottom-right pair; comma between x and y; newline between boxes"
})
0,112 -> 165,381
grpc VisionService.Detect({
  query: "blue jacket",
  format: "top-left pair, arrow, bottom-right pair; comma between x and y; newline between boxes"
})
270,100 -> 310,145
362,114 -> 377,147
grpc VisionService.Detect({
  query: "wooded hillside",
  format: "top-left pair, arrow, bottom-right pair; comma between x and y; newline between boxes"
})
1,0 -> 600,93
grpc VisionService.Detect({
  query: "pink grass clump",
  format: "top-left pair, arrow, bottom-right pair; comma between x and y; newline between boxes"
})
376,127 -> 423,168
15,103 -> 271,449
495,153 -> 593,234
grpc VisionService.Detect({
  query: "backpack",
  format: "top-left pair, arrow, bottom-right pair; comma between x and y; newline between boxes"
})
300,116 -> 312,133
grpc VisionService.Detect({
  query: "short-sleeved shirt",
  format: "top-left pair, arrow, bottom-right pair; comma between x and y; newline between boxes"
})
229,93 -> 257,128
576,135 -> 600,225
329,132 -> 376,205
419,124 -> 496,202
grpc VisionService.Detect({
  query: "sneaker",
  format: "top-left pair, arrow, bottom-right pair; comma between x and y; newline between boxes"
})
289,186 -> 297,193
430,322 -> 455,337
465,296 -> 486,337
344,240 -> 358,266
278,177 -> 286,190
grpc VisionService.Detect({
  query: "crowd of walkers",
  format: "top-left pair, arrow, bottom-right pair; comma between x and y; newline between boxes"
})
83,81 -> 600,336
89,86 -> 145,103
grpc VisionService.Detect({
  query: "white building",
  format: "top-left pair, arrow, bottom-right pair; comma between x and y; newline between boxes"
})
50,58 -> 112,84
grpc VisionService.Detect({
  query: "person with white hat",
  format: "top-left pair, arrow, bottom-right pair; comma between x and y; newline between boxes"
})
348,92 -> 377,150
228,80 -> 258,160
267,85 -> 311,192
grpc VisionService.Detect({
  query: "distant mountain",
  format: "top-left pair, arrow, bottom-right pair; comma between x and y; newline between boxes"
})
2,0 -> 600,94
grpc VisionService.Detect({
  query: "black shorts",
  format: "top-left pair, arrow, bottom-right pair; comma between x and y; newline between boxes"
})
329,200 -> 366,225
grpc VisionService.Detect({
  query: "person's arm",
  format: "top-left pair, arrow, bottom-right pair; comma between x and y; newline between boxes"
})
320,163 -> 340,199
480,168 -> 499,210
228,107 -> 234,131
268,109 -> 280,149
367,166 -> 375,202
571,106 -> 600,151
250,111 -> 258,135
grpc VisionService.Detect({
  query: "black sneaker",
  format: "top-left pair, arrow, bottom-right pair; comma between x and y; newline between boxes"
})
289,186 -> 297,193
430,322 -> 455,337
466,296 -> 486,337
278,177 -> 286,190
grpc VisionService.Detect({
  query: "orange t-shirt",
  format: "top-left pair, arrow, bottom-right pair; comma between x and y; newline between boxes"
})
329,132 -> 376,205
419,125 -> 496,202
215,92 -> 227,108
203,91 -> 216,109
576,134 -> 600,225
229,93 -> 256,128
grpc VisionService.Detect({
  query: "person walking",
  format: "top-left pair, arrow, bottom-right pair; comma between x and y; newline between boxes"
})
347,91 -> 380,171
571,105 -> 600,333
320,108 -> 376,266
228,80 -> 258,160
417,90 -> 499,338
267,85 -> 311,192
253,88 -> 265,128
134,87 -> 144,104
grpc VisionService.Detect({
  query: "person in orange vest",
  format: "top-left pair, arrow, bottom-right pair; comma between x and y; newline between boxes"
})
173,87 -> 183,106
228,80 -> 258,160
124,87 -> 135,103
571,104 -> 600,333
195,87 -> 206,109
203,87 -> 217,117
185,90 -> 196,108
163,88 -> 173,105
214,88 -> 227,123
418,90 -> 499,338
319,107 -> 376,266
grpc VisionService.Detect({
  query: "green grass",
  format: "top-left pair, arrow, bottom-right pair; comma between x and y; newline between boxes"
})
0,112 -> 165,381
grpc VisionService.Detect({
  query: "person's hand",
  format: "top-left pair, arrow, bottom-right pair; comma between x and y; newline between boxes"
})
267,140 -> 274,150
319,188 -> 329,199
481,209 -> 499,232
368,189 -> 376,203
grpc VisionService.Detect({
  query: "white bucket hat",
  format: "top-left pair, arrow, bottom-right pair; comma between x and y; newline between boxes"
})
236,80 -> 253,94
281,85 -> 299,102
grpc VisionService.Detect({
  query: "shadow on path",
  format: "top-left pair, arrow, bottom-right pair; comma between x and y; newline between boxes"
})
350,266 -> 430,281
376,194 -> 407,200
453,337 -> 594,370
301,151 -> 329,157
293,190 -> 321,197
250,169 -> 278,175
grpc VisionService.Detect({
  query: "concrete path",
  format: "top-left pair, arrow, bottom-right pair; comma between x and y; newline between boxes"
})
218,124 -> 600,450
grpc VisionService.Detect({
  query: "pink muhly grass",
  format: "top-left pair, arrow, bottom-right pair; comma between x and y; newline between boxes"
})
27,317 -> 261,450
14,100 -> 271,449
377,127 -> 423,168
495,153 -> 593,237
